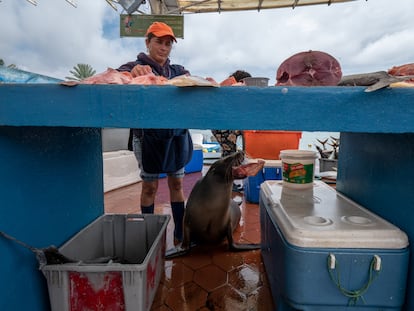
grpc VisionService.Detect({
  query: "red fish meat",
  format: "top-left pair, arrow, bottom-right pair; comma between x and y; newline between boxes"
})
61,68 -> 168,86
81,68 -> 133,84
232,160 -> 265,179
388,63 -> 414,83
276,50 -> 342,86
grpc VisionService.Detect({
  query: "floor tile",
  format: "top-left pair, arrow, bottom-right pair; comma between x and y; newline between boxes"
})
193,264 -> 227,292
165,282 -> 208,311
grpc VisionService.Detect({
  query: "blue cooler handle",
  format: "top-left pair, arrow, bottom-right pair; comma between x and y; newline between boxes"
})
327,253 -> 382,305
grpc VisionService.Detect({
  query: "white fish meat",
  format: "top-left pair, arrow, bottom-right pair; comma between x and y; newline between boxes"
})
166,74 -> 219,87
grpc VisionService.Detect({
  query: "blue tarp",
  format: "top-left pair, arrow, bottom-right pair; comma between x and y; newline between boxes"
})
0,66 -> 62,83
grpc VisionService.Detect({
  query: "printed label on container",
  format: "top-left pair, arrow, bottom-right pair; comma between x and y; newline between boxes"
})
282,162 -> 314,184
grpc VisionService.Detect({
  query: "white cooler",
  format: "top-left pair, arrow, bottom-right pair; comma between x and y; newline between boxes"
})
260,180 -> 409,311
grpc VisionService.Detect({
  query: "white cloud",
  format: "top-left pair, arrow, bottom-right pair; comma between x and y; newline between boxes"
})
0,0 -> 413,83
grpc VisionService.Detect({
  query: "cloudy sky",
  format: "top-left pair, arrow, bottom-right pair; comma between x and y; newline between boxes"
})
0,0 -> 413,84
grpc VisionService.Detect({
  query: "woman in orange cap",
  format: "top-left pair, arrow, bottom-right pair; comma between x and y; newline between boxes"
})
118,22 -> 192,242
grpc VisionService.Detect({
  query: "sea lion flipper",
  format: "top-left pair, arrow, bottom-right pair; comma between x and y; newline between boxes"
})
230,200 -> 242,232
165,223 -> 194,259
229,242 -> 261,251
226,219 -> 261,252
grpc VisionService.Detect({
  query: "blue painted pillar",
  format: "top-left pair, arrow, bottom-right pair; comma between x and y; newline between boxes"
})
337,132 -> 414,311
0,126 -> 104,311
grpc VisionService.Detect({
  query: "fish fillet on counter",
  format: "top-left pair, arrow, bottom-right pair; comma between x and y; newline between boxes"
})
60,68 -> 167,86
165,74 -> 219,87
388,63 -> 414,88
60,68 -> 220,87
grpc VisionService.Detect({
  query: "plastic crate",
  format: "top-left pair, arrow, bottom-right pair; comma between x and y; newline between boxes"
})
243,130 -> 302,160
41,214 -> 170,311
244,160 -> 282,203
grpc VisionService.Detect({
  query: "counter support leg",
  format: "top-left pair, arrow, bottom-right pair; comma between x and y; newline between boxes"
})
337,132 -> 414,311
0,126 -> 104,311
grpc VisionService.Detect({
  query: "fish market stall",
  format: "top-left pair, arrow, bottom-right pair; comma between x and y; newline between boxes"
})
1,84 -> 414,310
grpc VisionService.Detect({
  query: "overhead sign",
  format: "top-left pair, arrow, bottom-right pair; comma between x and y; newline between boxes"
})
120,14 -> 184,38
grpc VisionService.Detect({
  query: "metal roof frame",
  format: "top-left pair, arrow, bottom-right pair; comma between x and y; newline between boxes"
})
147,0 -> 360,15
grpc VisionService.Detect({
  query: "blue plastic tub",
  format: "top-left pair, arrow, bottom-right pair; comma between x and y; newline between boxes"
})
158,146 -> 203,178
185,148 -> 203,174
244,160 -> 282,203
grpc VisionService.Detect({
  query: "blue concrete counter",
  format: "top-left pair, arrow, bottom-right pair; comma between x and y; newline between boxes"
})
1,84 -> 414,132
1,84 -> 414,310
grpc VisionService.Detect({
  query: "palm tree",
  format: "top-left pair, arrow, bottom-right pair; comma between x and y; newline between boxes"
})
66,63 -> 96,81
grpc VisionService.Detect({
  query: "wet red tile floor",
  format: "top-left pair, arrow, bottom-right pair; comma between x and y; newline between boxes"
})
104,166 -> 276,311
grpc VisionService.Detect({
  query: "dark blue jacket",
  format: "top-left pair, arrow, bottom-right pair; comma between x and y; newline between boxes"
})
118,52 -> 189,78
118,53 -> 193,173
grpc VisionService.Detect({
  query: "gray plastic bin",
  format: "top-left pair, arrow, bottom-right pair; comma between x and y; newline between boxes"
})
41,214 -> 170,311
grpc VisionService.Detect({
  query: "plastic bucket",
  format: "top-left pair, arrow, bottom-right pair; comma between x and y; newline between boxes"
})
280,150 -> 317,189
243,77 -> 269,87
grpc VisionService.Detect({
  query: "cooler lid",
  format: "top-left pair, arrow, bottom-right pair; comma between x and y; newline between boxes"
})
261,180 -> 409,249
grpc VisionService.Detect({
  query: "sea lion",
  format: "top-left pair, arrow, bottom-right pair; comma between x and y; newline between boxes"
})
165,151 -> 265,259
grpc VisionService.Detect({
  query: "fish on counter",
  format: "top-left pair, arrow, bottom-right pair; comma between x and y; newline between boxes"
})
60,68 -> 168,86
274,50 -> 414,92
339,63 -> 414,91
275,50 -> 342,86
60,63 -> 414,91
388,63 -> 414,88
338,70 -> 414,92
165,74 -> 219,87
218,76 -> 247,86
388,63 -> 414,79
219,75 -> 237,86
60,68 -> 219,87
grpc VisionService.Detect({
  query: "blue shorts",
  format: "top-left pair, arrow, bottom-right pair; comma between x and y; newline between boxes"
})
132,135 -> 185,182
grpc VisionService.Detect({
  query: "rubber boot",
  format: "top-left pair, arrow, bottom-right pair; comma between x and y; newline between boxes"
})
171,202 -> 185,242
141,204 -> 154,214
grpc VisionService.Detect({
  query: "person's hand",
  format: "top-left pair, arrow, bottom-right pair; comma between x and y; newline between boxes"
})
131,64 -> 153,77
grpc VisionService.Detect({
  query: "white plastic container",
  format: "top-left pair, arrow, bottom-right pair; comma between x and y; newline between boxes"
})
280,149 -> 317,189
41,214 -> 170,311
103,150 -> 141,192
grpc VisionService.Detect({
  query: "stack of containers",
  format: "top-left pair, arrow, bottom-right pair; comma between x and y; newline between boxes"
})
243,159 -> 282,203
243,131 -> 302,203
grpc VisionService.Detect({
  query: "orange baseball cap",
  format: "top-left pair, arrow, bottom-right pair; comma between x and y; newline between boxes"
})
145,22 -> 177,42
